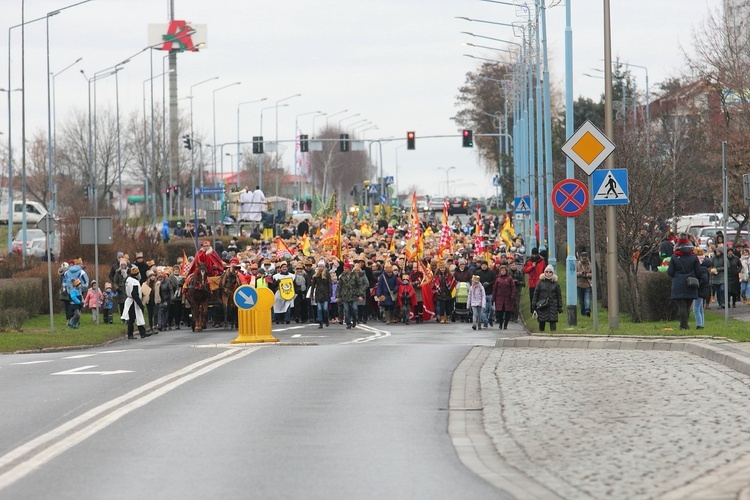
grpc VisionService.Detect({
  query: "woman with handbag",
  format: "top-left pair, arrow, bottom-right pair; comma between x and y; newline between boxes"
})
532,265 -> 562,332
667,234 -> 702,330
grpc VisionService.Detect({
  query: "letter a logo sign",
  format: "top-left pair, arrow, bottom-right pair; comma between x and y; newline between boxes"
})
161,20 -> 197,52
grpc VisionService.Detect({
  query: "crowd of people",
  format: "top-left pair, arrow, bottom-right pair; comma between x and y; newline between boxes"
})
666,230 -> 750,330
54,202 -> 597,335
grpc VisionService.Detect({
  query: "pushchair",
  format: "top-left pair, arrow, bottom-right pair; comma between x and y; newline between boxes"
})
452,281 -> 472,322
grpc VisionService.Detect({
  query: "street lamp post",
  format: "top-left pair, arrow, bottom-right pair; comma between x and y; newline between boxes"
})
274,94 -> 301,197
212,81 -> 241,186
188,76 -> 218,212
294,110 -> 320,200
395,144 -> 405,202
51,57 -> 81,218
259,104 -> 288,190
325,109 -> 348,131
237,97 -> 267,186
437,166 -> 456,198
311,112 -> 327,138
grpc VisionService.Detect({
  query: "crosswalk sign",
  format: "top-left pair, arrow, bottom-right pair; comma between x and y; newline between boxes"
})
592,169 -> 629,205
514,196 -> 531,214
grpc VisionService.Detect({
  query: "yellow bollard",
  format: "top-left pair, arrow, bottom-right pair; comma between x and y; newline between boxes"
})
231,286 -> 279,344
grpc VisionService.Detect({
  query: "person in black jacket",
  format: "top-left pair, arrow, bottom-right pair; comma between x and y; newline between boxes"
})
667,234 -> 702,330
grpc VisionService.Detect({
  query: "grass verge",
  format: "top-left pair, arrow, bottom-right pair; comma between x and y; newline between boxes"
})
0,311 -> 126,353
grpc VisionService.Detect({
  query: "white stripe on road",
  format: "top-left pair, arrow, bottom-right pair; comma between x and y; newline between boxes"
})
342,324 -> 391,344
11,361 -> 54,366
62,354 -> 97,359
0,347 -> 259,492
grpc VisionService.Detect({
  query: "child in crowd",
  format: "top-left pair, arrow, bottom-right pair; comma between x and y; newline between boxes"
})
84,280 -> 103,325
397,274 -> 417,325
329,274 -> 339,324
101,283 -> 115,324
68,279 -> 83,329
468,275 -> 486,330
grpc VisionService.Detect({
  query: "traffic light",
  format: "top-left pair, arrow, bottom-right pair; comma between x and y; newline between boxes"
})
462,129 -> 473,148
406,131 -> 415,150
183,135 -> 192,150
165,187 -> 171,198
300,134 -> 309,153
173,185 -> 179,195
83,185 -> 90,199
340,133 -> 350,152
252,136 -> 264,154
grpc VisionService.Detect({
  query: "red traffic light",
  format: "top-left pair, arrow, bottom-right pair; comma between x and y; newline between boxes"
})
173,185 -> 179,192
406,131 -> 415,150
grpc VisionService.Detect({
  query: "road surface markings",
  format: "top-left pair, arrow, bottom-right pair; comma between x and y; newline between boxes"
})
274,326 -> 306,332
343,324 -> 391,344
291,334 -> 329,338
52,365 -> 133,376
11,361 -> 54,366
0,347 -> 259,492
62,354 -> 97,359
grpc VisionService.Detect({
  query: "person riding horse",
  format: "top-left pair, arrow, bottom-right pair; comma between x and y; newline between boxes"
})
186,241 -> 225,278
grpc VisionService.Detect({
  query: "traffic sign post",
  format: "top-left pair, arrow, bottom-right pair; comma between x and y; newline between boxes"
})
592,169 -> 629,206
514,196 -> 531,214
561,120 -> 616,175
551,179 -> 589,217
231,286 -> 278,344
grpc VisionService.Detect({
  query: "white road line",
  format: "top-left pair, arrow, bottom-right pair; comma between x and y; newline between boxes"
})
98,350 -> 130,354
52,366 -> 133,376
0,347 -> 259,491
11,361 -> 54,366
342,324 -> 391,344
274,326 -> 307,332
62,354 -> 97,359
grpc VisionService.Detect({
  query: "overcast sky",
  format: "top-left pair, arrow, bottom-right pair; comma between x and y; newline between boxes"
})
3,0 -> 717,200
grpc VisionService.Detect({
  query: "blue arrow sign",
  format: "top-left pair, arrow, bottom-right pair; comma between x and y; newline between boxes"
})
592,169 -> 629,206
379,194 -> 387,203
234,285 -> 258,310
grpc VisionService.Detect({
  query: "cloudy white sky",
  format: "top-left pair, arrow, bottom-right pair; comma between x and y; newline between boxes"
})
3,0 -> 718,200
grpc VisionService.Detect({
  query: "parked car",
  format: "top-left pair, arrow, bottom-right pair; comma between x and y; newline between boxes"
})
468,197 -> 487,212
28,238 -> 55,261
12,229 -> 46,254
426,196 -> 445,212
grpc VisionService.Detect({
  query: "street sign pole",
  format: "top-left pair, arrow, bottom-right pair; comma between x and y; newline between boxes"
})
37,214 -> 59,332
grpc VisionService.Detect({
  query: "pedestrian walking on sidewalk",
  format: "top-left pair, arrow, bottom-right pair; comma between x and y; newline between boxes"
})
667,234 -> 701,330
532,265 -> 562,332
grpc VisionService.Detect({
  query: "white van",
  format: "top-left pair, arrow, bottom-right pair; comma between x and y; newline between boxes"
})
0,200 -> 48,225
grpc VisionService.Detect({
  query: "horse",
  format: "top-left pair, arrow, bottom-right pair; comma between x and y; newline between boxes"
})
184,263 -> 211,332
219,265 -> 241,329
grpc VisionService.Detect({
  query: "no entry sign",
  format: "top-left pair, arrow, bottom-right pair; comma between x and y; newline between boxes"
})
551,179 -> 588,217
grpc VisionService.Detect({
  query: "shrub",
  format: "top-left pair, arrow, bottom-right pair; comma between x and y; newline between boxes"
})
0,278 -> 44,317
0,308 -> 29,332
630,271 -> 676,322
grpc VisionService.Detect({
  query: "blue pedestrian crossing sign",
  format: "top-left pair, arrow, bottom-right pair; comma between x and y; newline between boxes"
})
366,184 -> 379,195
514,196 -> 531,214
234,285 -> 259,310
592,169 -> 629,205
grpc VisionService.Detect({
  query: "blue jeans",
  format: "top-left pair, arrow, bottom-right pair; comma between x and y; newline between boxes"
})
482,295 -> 493,326
577,286 -> 591,315
342,301 -> 356,326
471,306 -> 483,325
316,301 -> 328,323
693,297 -> 704,327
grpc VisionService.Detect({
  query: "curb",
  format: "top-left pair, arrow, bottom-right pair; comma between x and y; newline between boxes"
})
495,337 -> 750,377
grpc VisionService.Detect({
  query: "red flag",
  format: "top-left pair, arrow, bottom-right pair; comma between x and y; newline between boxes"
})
275,236 -> 294,259
180,249 -> 191,277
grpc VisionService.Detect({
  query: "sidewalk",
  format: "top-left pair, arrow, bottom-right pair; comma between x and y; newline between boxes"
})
458,308 -> 750,498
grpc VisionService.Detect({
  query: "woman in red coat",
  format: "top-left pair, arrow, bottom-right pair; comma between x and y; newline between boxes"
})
523,247 -> 546,313
491,265 -> 516,330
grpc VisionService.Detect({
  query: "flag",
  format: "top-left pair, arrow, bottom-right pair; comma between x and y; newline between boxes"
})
389,234 -> 396,253
500,214 -> 516,248
319,210 -> 342,259
180,249 -> 191,277
410,192 -> 424,258
416,260 -> 435,322
442,199 -> 449,225
275,236 -> 294,259
300,234 -> 312,256
475,205 -> 482,236
473,234 -> 485,259
438,222 -> 452,256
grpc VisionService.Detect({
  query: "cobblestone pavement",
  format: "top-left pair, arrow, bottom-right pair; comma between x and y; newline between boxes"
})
479,347 -> 750,499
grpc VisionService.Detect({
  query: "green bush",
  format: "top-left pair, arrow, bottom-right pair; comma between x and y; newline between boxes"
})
635,271 -> 676,321
0,308 -> 28,332
0,278 -> 44,317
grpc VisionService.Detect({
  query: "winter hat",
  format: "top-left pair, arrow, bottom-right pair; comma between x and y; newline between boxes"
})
135,252 -> 144,259
317,260 -> 326,267
343,262 -> 352,270
531,247 -> 539,256
116,252 -> 124,259
545,265 -> 554,273
104,282 -> 112,290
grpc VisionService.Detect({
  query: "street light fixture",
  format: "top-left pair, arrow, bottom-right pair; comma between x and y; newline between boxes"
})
259,104 -> 288,190
325,109 -> 348,130
50,57 -> 81,218
188,76 -> 219,193
311,112 -> 327,138
237,97 -> 267,184
293,110 -> 321,200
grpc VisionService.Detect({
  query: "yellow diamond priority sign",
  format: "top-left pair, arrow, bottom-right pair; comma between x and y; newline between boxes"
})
561,120 -> 615,176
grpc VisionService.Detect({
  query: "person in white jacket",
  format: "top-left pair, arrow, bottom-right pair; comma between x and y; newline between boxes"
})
121,266 -> 152,339
741,248 -> 750,304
